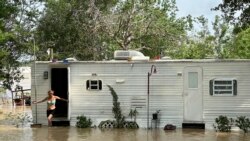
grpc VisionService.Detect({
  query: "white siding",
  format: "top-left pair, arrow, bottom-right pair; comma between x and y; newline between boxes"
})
65,63 -> 183,128
203,62 -> 250,129
31,60 -> 250,129
31,63 -> 50,125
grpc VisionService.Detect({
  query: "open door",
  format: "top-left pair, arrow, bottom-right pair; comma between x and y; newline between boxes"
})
51,68 -> 68,118
183,67 -> 203,122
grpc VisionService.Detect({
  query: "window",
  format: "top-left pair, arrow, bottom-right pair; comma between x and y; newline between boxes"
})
209,79 -> 237,96
188,72 -> 198,88
86,80 -> 102,90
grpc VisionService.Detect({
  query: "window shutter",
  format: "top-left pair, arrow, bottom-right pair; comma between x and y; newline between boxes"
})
86,80 -> 90,89
233,80 -> 237,95
99,80 -> 102,90
209,80 -> 213,95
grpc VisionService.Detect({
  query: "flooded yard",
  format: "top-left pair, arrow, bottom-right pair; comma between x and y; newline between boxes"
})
0,126 -> 250,141
1,104 -> 250,141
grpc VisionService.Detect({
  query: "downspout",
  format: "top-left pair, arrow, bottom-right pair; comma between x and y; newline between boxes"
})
33,37 -> 38,124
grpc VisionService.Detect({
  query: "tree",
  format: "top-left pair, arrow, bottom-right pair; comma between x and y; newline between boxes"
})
35,0 -> 187,60
107,85 -> 125,128
103,0 -> 186,59
36,0 -> 118,61
172,15 -> 234,59
211,15 -> 233,59
171,16 -> 214,59
0,30 -> 24,91
0,0 -> 41,91
214,0 -> 250,33
0,1 -> 21,90
226,27 -> 250,58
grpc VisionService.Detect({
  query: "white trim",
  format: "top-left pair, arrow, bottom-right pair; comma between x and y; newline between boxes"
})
212,79 -> 235,96
67,67 -> 71,120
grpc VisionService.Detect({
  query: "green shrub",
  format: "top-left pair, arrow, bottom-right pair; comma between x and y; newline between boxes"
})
128,108 -> 138,122
107,85 -> 125,128
76,115 -> 92,128
213,115 -> 234,132
235,116 -> 250,133
123,121 -> 139,129
98,120 -> 116,128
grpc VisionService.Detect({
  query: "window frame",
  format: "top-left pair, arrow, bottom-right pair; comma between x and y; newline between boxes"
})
86,79 -> 102,91
210,79 -> 237,96
188,72 -> 198,89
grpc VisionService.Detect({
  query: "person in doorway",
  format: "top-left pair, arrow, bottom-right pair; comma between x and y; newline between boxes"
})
32,90 -> 68,126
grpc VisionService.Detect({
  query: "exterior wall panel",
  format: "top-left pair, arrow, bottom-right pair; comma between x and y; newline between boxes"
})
31,60 -> 250,129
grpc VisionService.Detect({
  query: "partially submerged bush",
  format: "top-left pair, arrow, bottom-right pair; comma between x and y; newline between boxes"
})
129,108 -> 138,122
213,115 -> 234,132
107,85 -> 125,128
123,121 -> 139,129
98,85 -> 139,129
98,120 -> 116,128
76,115 -> 92,128
235,116 -> 250,133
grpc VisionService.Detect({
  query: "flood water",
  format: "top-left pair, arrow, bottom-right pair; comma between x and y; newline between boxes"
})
1,104 -> 250,141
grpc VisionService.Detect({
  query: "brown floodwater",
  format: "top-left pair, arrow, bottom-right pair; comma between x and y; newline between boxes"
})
1,104 -> 250,141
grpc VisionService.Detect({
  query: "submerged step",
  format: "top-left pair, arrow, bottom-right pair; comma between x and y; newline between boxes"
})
182,123 -> 205,129
52,120 -> 70,126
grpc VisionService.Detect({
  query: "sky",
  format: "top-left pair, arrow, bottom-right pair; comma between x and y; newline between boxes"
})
176,0 -> 222,19
176,0 -> 222,30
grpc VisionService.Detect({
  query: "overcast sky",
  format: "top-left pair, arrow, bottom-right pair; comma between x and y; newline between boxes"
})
175,0 -> 222,31
176,0 -> 222,22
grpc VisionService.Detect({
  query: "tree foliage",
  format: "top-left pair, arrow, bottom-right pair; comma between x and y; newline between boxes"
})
0,0 -> 42,90
225,27 -> 250,58
172,15 -> 234,59
0,1 -> 21,90
107,85 -> 125,128
36,0 -> 119,61
214,0 -> 250,33
35,0 -> 186,60
2,0 -> 250,95
104,0 -> 187,59
171,16 -> 214,59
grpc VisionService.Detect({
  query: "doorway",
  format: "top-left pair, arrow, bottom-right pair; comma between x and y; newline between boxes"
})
51,68 -> 68,118
183,67 -> 203,122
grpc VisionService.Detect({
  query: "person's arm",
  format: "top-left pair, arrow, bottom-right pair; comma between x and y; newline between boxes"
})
55,96 -> 68,102
32,97 -> 47,104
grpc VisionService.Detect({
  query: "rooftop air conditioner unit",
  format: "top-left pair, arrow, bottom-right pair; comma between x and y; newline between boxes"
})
114,50 -> 149,61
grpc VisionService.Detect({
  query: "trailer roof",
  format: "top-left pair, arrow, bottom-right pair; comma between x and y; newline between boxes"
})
35,59 -> 250,64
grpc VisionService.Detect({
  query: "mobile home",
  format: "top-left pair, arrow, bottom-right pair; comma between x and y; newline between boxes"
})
31,58 -> 250,129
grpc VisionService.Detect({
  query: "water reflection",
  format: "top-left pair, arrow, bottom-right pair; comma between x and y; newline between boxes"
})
0,125 -> 249,141
1,105 -> 250,141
